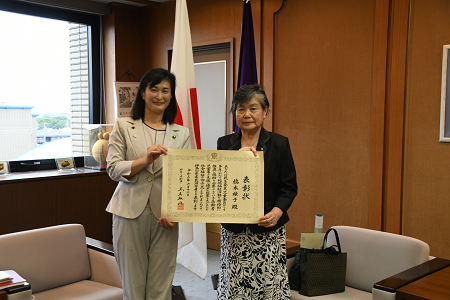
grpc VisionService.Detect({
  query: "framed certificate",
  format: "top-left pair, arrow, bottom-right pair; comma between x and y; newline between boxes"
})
161,149 -> 264,223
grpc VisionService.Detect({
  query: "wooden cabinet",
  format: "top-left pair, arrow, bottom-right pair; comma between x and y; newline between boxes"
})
0,169 -> 117,243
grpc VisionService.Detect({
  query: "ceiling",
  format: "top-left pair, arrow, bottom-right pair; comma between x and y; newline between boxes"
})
10,0 -> 171,15
92,0 -> 171,7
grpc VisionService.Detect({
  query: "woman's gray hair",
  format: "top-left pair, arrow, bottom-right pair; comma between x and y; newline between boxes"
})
230,84 -> 270,114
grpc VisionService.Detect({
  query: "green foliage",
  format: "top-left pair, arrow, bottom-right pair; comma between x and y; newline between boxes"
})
37,116 -> 70,130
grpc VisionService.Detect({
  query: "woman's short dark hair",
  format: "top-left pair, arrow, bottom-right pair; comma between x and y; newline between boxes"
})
230,84 -> 270,114
130,68 -> 178,124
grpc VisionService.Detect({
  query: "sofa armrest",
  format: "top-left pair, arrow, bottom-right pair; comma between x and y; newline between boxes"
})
373,257 -> 450,294
372,287 -> 396,300
86,237 -> 114,256
86,237 -> 122,289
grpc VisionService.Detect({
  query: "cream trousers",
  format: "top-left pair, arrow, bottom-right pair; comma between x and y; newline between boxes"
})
113,201 -> 178,300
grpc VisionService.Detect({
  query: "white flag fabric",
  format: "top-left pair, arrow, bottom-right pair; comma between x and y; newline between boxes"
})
171,0 -> 208,279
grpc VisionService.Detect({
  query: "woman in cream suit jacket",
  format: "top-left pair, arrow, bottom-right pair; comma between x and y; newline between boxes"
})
106,68 -> 190,300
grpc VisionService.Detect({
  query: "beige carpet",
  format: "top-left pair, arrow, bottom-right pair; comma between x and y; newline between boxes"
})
173,249 -> 220,300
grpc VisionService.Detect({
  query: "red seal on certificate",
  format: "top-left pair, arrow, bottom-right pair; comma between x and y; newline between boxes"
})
177,203 -> 184,210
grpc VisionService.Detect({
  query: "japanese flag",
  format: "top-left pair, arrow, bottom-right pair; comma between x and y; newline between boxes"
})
171,0 -> 207,280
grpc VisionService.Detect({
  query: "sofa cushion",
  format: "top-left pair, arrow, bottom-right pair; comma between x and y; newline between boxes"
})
33,280 -> 123,300
0,224 -> 91,293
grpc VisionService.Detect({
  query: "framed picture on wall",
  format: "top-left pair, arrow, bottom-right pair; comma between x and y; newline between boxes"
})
114,82 -> 139,119
440,45 -> 450,142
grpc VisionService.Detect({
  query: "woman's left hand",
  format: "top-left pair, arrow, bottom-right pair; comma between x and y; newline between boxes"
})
158,217 -> 177,230
258,207 -> 283,228
239,146 -> 258,157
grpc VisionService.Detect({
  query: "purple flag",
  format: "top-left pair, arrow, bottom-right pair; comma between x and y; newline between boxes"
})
235,0 -> 258,133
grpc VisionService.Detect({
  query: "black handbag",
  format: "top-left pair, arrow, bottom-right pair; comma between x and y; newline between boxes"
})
299,228 -> 347,296
288,247 -> 302,290
288,247 -> 310,291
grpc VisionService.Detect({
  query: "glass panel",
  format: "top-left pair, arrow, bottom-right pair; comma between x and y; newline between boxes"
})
0,10 -> 90,161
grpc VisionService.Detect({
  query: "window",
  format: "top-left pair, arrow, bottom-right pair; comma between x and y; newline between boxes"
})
0,0 -> 103,171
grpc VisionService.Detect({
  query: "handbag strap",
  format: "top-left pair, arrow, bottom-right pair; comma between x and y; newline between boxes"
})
322,228 -> 342,253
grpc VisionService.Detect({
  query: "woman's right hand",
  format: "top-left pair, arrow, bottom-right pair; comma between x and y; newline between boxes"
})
124,145 -> 168,178
145,145 -> 168,165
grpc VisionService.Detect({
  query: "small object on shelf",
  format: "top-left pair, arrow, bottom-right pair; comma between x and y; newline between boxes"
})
314,214 -> 323,233
92,131 -> 110,169
0,271 -> 26,290
55,157 -> 76,171
0,161 -> 10,176
83,124 -> 114,170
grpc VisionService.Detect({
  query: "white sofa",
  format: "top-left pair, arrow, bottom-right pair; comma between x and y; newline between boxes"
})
0,224 -> 123,300
287,226 -> 430,300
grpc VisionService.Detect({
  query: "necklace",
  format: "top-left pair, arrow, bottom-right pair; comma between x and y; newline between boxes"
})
143,117 -> 166,130
142,120 -> 166,172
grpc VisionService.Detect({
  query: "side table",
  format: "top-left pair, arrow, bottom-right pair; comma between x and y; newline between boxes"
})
396,266 -> 450,300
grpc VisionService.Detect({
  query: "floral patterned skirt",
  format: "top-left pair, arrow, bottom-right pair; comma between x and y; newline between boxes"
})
217,225 -> 291,300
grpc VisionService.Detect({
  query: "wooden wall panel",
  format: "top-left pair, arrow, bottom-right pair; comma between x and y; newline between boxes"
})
274,0 -> 377,242
113,4 -> 146,80
104,4 -> 147,124
260,0 -> 284,131
368,0 -> 390,231
383,0 -> 410,234
0,173 -> 117,243
141,2 -> 175,70
403,0 -> 450,259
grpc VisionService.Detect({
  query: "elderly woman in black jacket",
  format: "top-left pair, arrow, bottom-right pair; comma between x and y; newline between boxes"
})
216,84 -> 298,300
